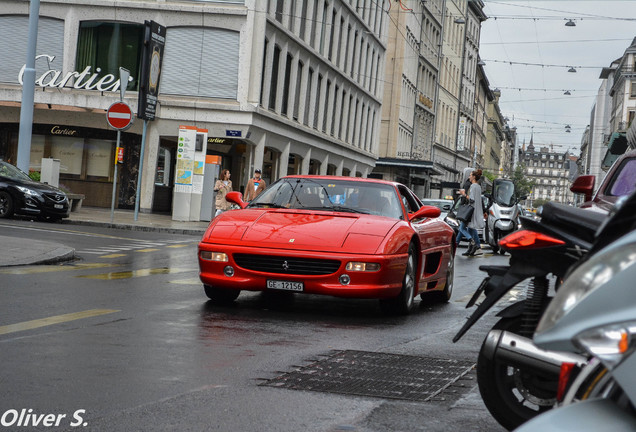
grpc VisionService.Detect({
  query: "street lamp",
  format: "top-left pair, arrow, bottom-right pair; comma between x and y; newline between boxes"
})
568,67 -> 577,73
565,19 -> 576,27
563,90 -> 571,95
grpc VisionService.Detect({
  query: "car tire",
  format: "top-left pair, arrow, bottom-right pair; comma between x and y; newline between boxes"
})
204,284 -> 240,303
379,243 -> 417,315
422,250 -> 454,303
0,191 -> 14,219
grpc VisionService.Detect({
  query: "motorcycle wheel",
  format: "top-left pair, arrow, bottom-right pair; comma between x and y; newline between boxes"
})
477,316 -> 558,431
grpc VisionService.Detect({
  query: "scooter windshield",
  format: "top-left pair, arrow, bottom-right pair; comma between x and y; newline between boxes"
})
493,180 -> 516,207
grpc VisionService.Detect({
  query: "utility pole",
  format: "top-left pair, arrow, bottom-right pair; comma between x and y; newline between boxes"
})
16,0 -> 40,173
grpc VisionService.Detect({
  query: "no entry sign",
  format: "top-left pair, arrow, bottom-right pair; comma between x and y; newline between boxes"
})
106,102 -> 134,130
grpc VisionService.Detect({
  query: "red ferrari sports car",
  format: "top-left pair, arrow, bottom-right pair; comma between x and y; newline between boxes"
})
198,176 -> 456,314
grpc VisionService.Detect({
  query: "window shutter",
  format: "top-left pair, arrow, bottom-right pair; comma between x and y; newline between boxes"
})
0,16 -> 64,84
162,27 -> 239,99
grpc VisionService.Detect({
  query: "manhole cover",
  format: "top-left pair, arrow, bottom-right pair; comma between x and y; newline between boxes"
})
260,350 -> 475,402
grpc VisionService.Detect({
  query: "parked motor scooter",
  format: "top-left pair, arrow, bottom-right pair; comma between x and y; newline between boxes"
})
485,178 -> 526,254
452,201 -> 605,430
515,221 -> 636,431
454,190 -> 636,431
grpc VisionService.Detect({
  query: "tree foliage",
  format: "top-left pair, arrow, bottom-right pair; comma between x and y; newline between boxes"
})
511,164 -> 535,198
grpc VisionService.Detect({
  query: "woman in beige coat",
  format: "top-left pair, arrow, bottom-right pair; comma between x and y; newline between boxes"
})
214,169 -> 232,217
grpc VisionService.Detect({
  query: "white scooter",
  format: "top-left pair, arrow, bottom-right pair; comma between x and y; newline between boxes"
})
485,178 -> 525,254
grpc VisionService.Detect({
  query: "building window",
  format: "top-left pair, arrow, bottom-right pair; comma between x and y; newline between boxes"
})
76,21 -> 144,91
269,45 -> 282,110
631,81 -> 636,98
281,53 -> 293,116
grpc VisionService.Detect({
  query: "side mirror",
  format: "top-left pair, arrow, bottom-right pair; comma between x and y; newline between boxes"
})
410,205 -> 441,221
225,191 -> 248,209
570,175 -> 595,202
442,204 -> 451,211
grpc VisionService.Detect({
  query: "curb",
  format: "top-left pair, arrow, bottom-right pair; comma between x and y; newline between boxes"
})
0,247 -> 76,267
62,219 -> 207,236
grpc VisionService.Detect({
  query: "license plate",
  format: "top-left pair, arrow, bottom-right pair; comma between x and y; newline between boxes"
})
266,280 -> 304,292
54,204 -> 63,209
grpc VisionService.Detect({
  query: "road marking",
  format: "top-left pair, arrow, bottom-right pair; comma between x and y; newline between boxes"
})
101,254 -> 127,258
167,244 -> 188,248
169,277 -> 201,285
135,248 -> 160,253
0,309 -> 120,335
77,267 -> 195,280
0,263 -> 118,275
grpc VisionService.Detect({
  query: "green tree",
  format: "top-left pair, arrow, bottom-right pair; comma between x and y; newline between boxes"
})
511,164 -> 535,198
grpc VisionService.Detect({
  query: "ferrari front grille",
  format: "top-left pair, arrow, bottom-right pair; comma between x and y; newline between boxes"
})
233,254 -> 341,275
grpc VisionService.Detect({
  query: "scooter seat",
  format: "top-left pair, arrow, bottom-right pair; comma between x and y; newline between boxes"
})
538,202 -> 606,243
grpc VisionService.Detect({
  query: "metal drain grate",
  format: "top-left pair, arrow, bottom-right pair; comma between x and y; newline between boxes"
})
260,350 -> 475,402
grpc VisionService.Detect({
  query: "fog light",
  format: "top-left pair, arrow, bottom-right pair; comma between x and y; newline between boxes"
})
224,266 -> 235,277
200,251 -> 228,261
346,262 -> 381,272
339,274 -> 351,285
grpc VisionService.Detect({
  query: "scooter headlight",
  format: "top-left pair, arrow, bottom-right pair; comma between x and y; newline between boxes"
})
536,243 -> 636,335
574,322 -> 636,370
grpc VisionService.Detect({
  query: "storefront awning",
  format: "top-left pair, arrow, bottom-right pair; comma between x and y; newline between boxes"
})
376,158 -> 444,175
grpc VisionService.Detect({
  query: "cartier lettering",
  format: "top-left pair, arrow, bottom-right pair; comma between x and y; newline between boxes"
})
50,126 -> 78,136
19,55 -> 132,93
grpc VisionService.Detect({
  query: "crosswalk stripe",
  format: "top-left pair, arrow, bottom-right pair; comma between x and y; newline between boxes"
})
0,263 -> 118,275
0,309 -> 120,335
76,267 -> 195,280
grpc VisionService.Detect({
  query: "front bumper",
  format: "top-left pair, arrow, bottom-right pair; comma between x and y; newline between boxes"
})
198,243 -> 407,299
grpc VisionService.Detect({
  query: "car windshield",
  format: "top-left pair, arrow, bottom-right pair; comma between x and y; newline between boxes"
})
247,177 -> 404,219
492,180 -> 516,207
0,161 -> 32,182
608,157 -> 636,197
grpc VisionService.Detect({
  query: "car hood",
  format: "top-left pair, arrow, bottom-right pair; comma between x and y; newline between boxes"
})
6,178 -> 67,195
202,209 -> 400,254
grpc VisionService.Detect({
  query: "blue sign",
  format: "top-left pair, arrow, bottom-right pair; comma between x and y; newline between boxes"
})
226,130 -> 242,137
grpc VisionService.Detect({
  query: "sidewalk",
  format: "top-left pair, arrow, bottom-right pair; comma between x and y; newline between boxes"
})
0,207 -> 210,267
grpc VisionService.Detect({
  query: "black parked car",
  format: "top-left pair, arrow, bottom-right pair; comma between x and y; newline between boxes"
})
0,160 -> 70,221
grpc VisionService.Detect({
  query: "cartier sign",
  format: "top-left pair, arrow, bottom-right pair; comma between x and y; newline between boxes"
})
50,126 -> 78,136
18,55 -> 131,92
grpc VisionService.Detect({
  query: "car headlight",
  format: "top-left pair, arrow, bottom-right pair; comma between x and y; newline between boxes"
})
200,251 -> 228,262
574,322 -> 636,370
536,243 -> 636,334
346,262 -> 381,272
16,186 -> 41,197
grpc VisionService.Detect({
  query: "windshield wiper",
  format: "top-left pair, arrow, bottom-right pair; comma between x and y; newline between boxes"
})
330,206 -> 370,214
248,202 -> 287,209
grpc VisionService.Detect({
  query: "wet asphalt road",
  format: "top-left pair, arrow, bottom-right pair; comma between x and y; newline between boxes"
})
0,220 -> 507,432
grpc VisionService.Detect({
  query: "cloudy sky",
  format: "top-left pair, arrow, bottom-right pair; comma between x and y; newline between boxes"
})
479,0 -> 636,153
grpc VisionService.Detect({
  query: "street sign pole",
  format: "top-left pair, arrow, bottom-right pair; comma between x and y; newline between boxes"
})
110,68 -> 130,223
134,120 -> 148,221
110,130 -> 121,223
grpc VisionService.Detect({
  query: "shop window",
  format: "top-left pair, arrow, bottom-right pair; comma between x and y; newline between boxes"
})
76,22 -> 144,91
86,139 -> 114,178
29,136 -> 46,171
155,147 -> 171,186
51,136 -> 84,176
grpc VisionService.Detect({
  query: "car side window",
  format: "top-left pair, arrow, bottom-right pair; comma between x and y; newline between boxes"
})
398,186 -> 420,214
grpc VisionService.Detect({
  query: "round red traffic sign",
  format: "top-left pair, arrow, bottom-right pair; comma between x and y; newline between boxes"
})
106,102 -> 134,130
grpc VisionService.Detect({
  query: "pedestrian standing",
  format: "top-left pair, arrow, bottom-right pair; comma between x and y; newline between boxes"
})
460,169 -> 485,256
214,169 -> 232,217
455,177 -> 473,247
244,168 -> 267,201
